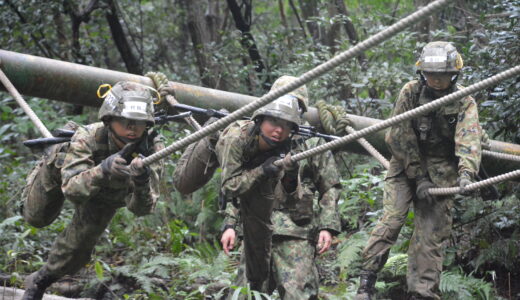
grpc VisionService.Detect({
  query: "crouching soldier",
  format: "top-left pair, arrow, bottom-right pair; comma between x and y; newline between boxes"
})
220,76 -> 342,299
355,41 -> 481,300
21,81 -> 165,300
215,83 -> 306,291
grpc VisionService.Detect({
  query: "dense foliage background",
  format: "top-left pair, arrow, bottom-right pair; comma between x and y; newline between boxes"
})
1,0 -> 519,299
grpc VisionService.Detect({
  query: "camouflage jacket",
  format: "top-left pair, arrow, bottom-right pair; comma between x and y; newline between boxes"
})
386,80 -> 481,180
222,130 -> 342,240
60,122 -> 164,215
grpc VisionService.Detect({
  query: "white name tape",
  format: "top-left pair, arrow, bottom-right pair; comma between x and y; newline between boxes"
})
424,56 -> 446,63
123,101 -> 147,113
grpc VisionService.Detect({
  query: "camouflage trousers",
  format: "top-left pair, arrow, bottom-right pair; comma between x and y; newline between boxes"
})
361,161 -> 456,299
22,163 -> 123,278
230,236 -> 319,300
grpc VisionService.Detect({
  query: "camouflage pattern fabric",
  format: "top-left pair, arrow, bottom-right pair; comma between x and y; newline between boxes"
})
21,121 -> 79,228
229,237 -> 319,300
361,80 -> 481,299
172,133 -> 219,194
23,122 -> 164,278
386,80 -> 481,179
223,135 -> 341,299
216,119 -> 289,286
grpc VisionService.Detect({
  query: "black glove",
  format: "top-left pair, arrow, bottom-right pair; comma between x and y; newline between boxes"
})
262,156 -> 282,177
129,155 -> 151,183
458,171 -> 474,196
416,177 -> 436,204
101,154 -> 130,179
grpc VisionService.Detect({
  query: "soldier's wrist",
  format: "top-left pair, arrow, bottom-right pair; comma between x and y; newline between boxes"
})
459,170 -> 474,180
221,223 -> 235,233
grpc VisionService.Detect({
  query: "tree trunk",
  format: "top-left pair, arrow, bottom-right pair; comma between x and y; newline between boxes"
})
104,0 -> 143,74
183,0 -> 227,89
297,0 -> 322,45
226,0 -> 272,91
334,0 -> 367,67
414,0 -> 433,42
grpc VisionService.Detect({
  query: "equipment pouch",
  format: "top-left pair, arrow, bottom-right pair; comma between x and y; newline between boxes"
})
288,184 -> 314,226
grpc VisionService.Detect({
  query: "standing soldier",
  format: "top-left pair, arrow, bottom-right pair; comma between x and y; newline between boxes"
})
220,76 -> 342,299
21,81 -> 165,300
355,41 -> 482,300
215,76 -> 312,291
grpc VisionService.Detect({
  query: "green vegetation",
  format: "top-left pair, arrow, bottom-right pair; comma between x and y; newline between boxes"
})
1,0 -> 519,298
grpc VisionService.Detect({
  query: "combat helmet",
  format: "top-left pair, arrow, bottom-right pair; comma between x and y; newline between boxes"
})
416,41 -> 463,73
252,95 -> 301,130
271,75 -> 309,113
98,81 -> 156,125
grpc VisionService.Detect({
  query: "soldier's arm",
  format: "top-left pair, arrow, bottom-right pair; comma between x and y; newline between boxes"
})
126,133 -> 165,216
222,203 -> 240,229
314,148 -> 342,235
60,128 -> 104,204
386,82 -> 424,179
455,96 -> 481,177
216,128 -> 267,197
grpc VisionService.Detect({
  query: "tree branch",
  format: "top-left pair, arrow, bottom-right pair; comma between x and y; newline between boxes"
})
226,0 -> 271,90
104,0 -> 143,74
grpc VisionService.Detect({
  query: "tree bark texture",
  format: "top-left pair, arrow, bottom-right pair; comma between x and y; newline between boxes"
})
105,0 -> 143,74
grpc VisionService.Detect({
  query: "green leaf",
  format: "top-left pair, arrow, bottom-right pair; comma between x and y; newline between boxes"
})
95,260 -> 104,280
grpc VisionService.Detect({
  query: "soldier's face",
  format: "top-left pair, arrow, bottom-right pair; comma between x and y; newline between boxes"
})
110,117 -> 147,141
423,72 -> 454,91
260,116 -> 292,143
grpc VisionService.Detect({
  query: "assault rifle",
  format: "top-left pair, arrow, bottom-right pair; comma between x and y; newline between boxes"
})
23,112 -> 192,148
172,103 -> 339,141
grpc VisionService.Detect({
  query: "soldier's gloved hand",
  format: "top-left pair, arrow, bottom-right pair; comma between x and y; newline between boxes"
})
458,172 -> 474,196
129,155 -> 151,183
261,156 -> 282,177
101,154 -> 130,179
416,177 -> 436,204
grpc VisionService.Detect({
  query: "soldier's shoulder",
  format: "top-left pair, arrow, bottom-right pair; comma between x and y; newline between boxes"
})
73,122 -> 103,140
220,120 -> 255,140
455,84 -> 477,105
401,80 -> 421,93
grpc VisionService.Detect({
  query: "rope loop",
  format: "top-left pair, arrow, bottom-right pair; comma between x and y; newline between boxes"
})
316,100 -> 352,136
145,71 -> 171,104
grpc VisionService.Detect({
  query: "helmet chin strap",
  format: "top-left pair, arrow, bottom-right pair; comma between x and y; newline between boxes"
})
260,132 -> 281,148
419,72 -> 460,99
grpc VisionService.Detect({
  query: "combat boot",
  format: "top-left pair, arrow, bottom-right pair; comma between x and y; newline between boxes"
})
355,270 -> 377,300
22,267 -> 57,300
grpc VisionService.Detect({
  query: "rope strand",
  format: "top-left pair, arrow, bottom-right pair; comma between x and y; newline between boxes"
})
142,0 -> 449,166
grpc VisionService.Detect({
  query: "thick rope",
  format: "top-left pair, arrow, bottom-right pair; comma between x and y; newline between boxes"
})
0,64 -> 53,138
285,65 -> 520,167
142,0 -> 449,166
145,72 -> 202,130
316,101 -> 390,169
483,149 -> 520,162
429,169 -> 520,196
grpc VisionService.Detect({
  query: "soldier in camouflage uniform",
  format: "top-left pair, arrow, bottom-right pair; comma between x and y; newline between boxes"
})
21,81 -> 165,300
355,41 -> 482,300
215,76 -> 325,292
220,134 -> 342,300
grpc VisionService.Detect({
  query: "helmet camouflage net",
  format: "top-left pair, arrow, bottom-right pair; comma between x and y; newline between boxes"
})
416,41 -> 463,73
252,95 -> 302,128
98,81 -> 156,124
271,75 -> 309,112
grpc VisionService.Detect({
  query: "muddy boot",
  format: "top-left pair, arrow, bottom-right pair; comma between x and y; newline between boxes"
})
22,268 -> 57,300
355,270 -> 377,300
